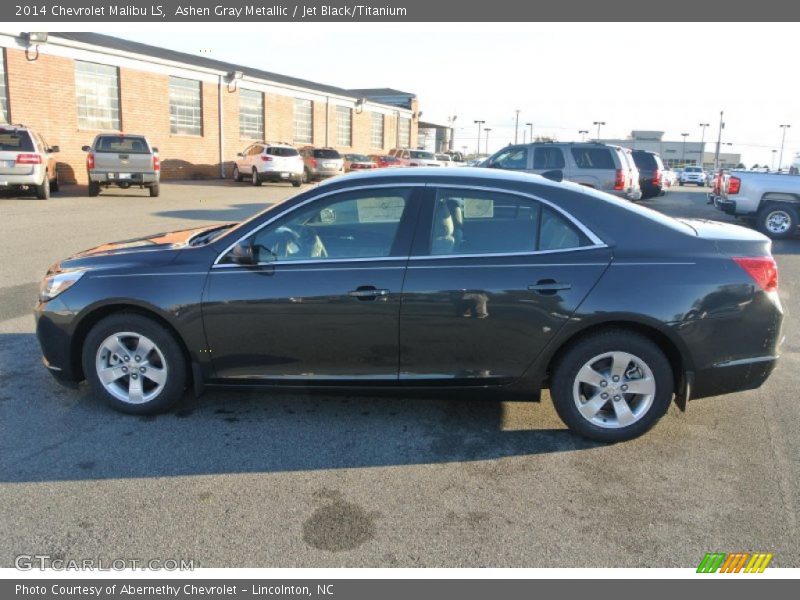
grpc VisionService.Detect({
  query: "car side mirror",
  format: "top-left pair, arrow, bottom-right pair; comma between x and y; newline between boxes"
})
49,145 -> 60,153
541,169 -> 564,182
81,145 -> 91,152
237,152 -> 244,158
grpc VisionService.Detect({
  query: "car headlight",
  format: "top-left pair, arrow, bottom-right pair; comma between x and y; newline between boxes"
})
39,269 -> 86,303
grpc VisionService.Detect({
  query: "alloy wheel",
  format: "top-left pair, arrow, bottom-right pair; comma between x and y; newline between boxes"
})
95,331 -> 168,405
765,210 -> 791,234
572,351 -> 656,429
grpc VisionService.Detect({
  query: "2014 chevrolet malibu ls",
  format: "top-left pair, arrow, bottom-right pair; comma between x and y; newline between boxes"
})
35,168 -> 784,442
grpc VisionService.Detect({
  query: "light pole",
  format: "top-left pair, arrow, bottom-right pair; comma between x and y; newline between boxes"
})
698,122 -> 710,168
484,128 -> 492,155
771,149 -> 777,171
713,111 -> 724,171
526,122 -> 533,143
473,120 -> 485,157
593,121 -> 606,141
579,129 -> 589,142
681,133 -> 689,165
514,109 -> 520,144
779,124 -> 791,171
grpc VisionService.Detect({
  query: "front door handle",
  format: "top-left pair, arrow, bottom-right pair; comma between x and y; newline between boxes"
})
528,279 -> 572,295
348,286 -> 390,300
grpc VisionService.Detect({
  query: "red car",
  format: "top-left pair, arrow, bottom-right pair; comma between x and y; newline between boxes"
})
368,154 -> 403,168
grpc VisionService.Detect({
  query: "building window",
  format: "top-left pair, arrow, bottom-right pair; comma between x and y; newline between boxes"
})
75,61 -> 120,130
293,98 -> 313,144
398,116 -> 411,148
239,88 -> 264,139
370,112 -> 384,148
0,51 -> 8,123
337,106 -> 352,147
169,77 -> 202,136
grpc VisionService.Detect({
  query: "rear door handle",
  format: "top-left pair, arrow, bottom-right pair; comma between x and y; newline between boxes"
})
348,286 -> 390,300
528,280 -> 572,294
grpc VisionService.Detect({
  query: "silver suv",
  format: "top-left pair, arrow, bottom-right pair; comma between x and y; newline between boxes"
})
233,142 -> 304,187
0,124 -> 60,199
300,147 -> 345,182
481,142 -> 642,201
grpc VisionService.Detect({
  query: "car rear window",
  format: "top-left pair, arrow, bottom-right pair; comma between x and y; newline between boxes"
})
267,147 -> 299,157
571,147 -> 615,169
96,136 -> 150,153
0,129 -> 35,152
632,152 -> 658,170
313,149 -> 341,159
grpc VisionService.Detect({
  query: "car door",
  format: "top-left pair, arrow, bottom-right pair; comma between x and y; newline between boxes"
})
398,186 -> 612,384
203,185 -> 423,381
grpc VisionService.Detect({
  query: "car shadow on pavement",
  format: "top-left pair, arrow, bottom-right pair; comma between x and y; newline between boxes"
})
0,333 -> 598,484
153,203 -> 271,222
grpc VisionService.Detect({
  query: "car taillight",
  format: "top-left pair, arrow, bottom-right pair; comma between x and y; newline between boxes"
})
261,155 -> 273,162
16,153 -> 42,165
727,176 -> 741,195
614,169 -> 625,190
733,256 -> 778,293
86,152 -> 95,170
152,154 -> 160,172
653,169 -> 661,187
309,158 -> 317,167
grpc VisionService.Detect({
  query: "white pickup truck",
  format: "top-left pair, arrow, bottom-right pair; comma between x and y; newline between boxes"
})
711,170 -> 800,239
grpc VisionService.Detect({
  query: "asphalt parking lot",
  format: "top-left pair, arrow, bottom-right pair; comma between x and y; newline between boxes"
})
0,180 -> 798,568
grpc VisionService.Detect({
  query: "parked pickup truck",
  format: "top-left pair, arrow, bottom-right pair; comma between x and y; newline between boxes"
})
82,134 -> 160,197
711,170 -> 800,239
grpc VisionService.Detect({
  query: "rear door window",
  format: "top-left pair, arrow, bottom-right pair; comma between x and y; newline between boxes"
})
533,147 -> 565,169
570,147 -> 615,169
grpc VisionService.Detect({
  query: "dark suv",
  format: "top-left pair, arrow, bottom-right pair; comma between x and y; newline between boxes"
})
631,150 -> 666,200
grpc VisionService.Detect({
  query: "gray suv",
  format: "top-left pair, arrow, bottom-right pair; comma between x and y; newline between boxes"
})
300,147 -> 344,182
481,142 -> 642,201
0,124 -> 60,199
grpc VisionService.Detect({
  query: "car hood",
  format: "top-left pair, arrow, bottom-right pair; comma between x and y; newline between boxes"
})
52,224 -> 230,271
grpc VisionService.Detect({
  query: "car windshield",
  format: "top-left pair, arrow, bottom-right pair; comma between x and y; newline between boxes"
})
382,156 -> 398,162
313,149 -> 340,159
267,147 -> 298,157
410,150 -> 435,159
96,136 -> 150,153
0,129 -> 35,152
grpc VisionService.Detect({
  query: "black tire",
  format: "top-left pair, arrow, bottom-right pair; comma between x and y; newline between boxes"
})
550,330 -> 674,442
50,172 -> 60,193
232,165 -> 241,182
88,181 -> 101,197
35,173 -> 50,199
149,183 -> 160,197
302,169 -> 311,184
81,313 -> 187,415
756,204 -> 798,240
251,169 -> 262,186
291,178 -> 302,188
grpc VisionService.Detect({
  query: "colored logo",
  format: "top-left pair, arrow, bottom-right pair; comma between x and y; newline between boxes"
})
697,552 -> 773,573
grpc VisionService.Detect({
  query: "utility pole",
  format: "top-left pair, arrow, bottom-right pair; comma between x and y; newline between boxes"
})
514,109 -> 520,144
473,120 -> 485,157
779,124 -> 791,171
681,133 -> 689,165
593,121 -> 606,141
698,122 -> 710,168
713,111 -> 724,172
771,149 -> 777,171
484,128 -> 492,155
579,129 -> 589,142
526,122 -> 533,143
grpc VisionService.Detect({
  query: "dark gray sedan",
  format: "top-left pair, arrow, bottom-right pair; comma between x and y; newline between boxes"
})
35,168 -> 784,442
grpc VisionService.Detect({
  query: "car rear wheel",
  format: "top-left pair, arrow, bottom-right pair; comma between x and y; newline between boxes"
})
232,165 -> 241,182
251,168 -> 262,186
302,169 -> 311,184
291,179 -> 302,188
82,313 -> 187,414
88,181 -> 101,197
756,204 -> 798,240
551,330 -> 673,442
35,173 -> 50,199
149,183 -> 160,197
50,172 -> 59,193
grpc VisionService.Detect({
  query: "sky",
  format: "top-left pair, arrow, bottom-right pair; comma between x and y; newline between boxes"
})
104,22 -> 800,167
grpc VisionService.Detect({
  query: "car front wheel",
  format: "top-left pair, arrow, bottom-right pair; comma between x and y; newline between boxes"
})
82,313 -> 187,414
251,169 -> 262,186
550,330 -> 673,442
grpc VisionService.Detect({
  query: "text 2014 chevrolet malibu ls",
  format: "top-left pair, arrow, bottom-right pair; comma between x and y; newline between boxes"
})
35,168 -> 783,442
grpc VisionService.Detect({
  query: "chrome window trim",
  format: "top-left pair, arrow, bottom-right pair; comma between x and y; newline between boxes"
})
212,181 -> 608,268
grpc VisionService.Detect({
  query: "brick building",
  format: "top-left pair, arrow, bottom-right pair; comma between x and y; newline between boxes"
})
0,32 -> 419,184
